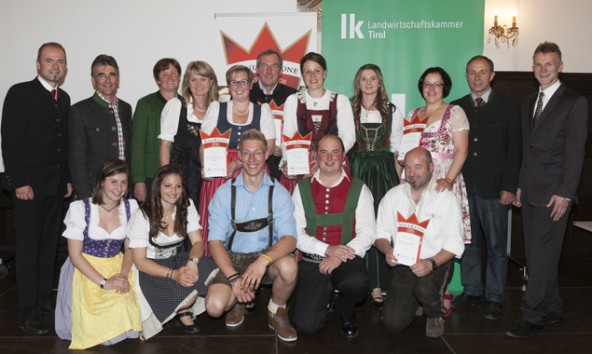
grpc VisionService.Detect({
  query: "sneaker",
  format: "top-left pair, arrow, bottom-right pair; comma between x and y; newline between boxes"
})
484,301 -> 503,320
268,307 -> 297,342
452,292 -> 483,310
426,317 -> 445,338
505,318 -> 542,338
225,303 -> 245,327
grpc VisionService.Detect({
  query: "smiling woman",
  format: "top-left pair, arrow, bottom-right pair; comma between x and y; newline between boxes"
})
55,159 -> 142,350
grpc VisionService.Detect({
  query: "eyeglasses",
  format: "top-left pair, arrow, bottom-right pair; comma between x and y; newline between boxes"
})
229,80 -> 250,87
423,82 -> 444,89
95,72 -> 119,81
240,150 -> 265,159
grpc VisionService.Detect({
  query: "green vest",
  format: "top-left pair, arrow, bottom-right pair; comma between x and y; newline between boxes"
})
298,178 -> 363,245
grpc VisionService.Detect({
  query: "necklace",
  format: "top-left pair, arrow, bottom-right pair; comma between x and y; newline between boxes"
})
232,102 -> 249,115
100,203 -> 119,213
194,104 -> 206,113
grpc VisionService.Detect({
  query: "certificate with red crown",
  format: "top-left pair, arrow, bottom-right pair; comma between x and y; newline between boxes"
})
399,115 -> 426,161
283,132 -> 312,176
269,100 -> 285,148
200,128 -> 231,178
393,212 -> 431,266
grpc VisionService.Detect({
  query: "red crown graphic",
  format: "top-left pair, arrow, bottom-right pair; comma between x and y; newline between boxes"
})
396,212 -> 430,236
221,23 -> 310,89
404,114 -> 427,133
200,128 -> 231,148
283,131 -> 313,150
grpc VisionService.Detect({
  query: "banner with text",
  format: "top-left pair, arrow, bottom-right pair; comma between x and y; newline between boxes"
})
322,0 -> 484,114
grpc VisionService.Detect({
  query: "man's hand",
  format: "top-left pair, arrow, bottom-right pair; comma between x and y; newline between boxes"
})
499,190 -> 515,205
240,257 -> 267,293
15,185 -> 34,200
325,245 -> 355,262
410,259 -> 433,277
512,188 -> 522,208
134,182 -> 147,202
319,256 -> 342,275
64,183 -> 73,198
547,194 -> 571,221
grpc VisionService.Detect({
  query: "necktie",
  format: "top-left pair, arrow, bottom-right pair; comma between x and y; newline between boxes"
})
532,92 -> 544,129
475,97 -> 484,108
51,89 -> 58,102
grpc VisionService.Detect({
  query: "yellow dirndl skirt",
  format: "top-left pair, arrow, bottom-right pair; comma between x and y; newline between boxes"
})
70,253 -> 141,349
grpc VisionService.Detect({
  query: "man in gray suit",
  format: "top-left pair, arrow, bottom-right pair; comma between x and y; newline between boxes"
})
69,55 -> 132,199
506,42 -> 588,338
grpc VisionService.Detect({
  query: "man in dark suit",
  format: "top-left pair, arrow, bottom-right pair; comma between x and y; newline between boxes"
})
1,42 -> 72,334
69,54 -> 132,199
451,56 -> 521,320
506,42 -> 588,338
250,49 -> 298,179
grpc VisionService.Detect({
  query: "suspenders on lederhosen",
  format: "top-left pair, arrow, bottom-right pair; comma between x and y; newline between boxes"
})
227,177 -> 275,252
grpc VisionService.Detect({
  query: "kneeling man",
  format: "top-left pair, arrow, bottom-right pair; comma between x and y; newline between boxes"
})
376,147 -> 464,338
205,129 -> 298,342
291,134 -> 375,337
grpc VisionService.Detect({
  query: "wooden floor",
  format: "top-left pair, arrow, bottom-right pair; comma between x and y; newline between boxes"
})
0,252 -> 591,354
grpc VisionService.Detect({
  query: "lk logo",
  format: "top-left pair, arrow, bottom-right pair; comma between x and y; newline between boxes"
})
341,13 -> 364,39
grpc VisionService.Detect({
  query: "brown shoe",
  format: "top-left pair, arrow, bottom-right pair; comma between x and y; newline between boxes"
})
225,303 -> 245,327
268,307 -> 298,342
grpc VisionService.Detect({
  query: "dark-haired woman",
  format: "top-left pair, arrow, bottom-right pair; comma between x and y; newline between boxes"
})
55,159 -> 141,349
348,64 -> 405,307
127,164 -> 217,339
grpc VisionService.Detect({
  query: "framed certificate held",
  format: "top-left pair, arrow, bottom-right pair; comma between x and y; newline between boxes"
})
283,132 -> 313,176
200,128 -> 231,178
269,100 -> 285,149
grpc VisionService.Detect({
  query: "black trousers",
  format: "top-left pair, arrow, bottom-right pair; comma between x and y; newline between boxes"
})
520,189 -> 571,326
382,261 -> 452,332
12,193 -> 64,322
291,256 -> 368,335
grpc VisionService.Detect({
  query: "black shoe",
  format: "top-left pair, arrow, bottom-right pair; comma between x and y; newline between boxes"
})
484,301 -> 503,320
543,315 -> 562,326
176,311 -> 199,334
452,292 -> 483,310
17,319 -> 48,335
505,318 -> 542,338
341,316 -> 358,337
39,304 -> 55,318
244,303 -> 256,315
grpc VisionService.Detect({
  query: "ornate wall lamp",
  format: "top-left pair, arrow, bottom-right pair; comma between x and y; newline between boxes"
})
488,9 -> 519,48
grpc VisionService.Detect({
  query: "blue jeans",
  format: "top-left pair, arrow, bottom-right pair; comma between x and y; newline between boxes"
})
460,194 -> 509,303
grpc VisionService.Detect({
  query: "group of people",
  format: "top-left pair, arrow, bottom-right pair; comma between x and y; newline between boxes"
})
0,39 -> 587,348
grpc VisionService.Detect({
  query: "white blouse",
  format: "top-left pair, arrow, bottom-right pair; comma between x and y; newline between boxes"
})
63,199 -> 139,241
158,98 -> 219,142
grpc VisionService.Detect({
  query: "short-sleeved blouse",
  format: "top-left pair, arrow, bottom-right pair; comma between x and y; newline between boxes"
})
63,199 -> 139,241
127,200 -> 201,259
158,98 -> 219,142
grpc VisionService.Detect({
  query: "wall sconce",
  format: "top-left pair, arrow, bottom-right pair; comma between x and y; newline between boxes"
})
488,9 -> 519,48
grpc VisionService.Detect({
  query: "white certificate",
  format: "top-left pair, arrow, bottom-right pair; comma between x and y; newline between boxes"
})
394,212 -> 430,266
398,131 -> 422,161
286,148 -> 310,176
393,232 -> 422,266
273,117 -> 283,148
203,146 -> 228,178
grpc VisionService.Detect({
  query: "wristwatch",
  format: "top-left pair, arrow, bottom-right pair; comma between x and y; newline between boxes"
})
99,278 -> 107,289
428,258 -> 438,270
189,257 -> 199,265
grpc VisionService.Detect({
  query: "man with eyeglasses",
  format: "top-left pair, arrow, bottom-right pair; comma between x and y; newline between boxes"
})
290,134 -> 375,337
2,42 -> 72,334
450,55 -> 521,321
69,54 -> 132,199
205,129 -> 298,342
250,50 -> 298,179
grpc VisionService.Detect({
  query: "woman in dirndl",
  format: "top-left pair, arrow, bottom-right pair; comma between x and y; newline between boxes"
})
127,164 -> 216,339
55,159 -> 141,349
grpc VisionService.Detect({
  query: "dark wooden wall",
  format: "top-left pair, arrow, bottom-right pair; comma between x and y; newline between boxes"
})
492,72 -> 592,258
